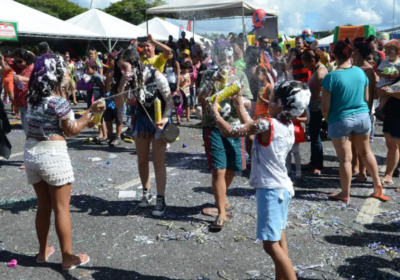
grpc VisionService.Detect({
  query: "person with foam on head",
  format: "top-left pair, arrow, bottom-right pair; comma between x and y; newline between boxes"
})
198,40 -> 253,230
24,53 -> 105,271
113,48 -> 173,217
208,80 -> 310,279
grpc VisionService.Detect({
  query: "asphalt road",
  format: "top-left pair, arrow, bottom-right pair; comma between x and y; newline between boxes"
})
1,101 -> 400,280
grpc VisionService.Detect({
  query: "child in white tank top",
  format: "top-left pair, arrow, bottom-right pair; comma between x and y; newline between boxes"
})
208,81 -> 311,280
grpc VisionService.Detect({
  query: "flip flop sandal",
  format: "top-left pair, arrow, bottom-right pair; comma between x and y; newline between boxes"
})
381,179 -> 394,186
354,178 -> 368,183
328,194 -> 350,204
202,207 -> 233,219
225,200 -> 235,211
395,188 -> 400,193
36,246 -> 55,263
61,254 -> 90,271
209,217 -> 227,231
370,193 -> 390,202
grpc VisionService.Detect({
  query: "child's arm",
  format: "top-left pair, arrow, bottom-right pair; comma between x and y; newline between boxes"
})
258,85 -> 273,106
208,95 -> 271,139
295,110 -> 308,123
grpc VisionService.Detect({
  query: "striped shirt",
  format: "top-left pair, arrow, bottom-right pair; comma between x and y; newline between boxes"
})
27,96 -> 72,138
292,53 -> 312,83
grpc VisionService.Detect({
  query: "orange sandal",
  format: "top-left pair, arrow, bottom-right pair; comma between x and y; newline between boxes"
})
370,186 -> 390,202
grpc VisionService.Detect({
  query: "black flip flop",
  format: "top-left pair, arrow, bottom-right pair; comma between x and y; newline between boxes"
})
209,217 -> 226,232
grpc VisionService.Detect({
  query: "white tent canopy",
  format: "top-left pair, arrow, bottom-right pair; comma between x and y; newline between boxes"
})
318,34 -> 334,47
1,0 -> 101,39
146,0 -> 278,40
138,17 -> 211,43
146,0 -> 278,19
67,9 -> 168,51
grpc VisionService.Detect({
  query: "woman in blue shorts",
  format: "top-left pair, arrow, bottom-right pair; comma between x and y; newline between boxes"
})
321,39 -> 388,203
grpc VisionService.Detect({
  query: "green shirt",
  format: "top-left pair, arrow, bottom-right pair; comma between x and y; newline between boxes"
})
202,69 -> 252,127
233,57 -> 246,72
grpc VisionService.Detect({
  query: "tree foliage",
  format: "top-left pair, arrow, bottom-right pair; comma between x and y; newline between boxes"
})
15,0 -> 88,20
103,0 -> 166,25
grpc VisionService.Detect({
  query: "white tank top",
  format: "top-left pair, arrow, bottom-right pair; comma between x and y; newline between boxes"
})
166,67 -> 176,84
249,118 -> 295,196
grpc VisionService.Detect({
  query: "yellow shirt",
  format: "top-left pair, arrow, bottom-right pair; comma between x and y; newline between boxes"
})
320,52 -> 329,67
140,53 -> 168,73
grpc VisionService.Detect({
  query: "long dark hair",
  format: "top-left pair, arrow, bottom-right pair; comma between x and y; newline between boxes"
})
353,35 -> 375,59
27,53 -> 66,106
245,46 -> 261,69
165,50 -> 178,74
12,48 -> 34,65
111,48 -> 144,95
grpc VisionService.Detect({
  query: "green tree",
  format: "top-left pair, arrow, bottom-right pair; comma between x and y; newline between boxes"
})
103,0 -> 165,26
15,0 -> 87,20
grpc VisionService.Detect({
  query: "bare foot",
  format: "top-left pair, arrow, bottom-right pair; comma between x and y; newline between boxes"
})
328,193 -> 350,203
355,174 -> 367,183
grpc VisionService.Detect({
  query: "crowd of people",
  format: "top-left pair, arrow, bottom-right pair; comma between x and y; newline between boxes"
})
1,31 -> 400,277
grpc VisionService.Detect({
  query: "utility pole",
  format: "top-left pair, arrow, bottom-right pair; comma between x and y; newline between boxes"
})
90,0 -> 94,9
393,0 -> 396,28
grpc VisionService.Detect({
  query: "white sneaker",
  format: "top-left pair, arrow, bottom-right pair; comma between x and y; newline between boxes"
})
296,172 -> 302,179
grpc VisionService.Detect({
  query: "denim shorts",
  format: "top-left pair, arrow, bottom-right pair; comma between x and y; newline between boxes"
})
256,188 -> 291,242
328,113 -> 371,139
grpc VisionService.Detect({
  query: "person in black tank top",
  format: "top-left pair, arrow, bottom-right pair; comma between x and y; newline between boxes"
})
113,49 -> 173,217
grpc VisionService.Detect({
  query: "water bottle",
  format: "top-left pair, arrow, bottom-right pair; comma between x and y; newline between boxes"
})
14,73 -> 25,90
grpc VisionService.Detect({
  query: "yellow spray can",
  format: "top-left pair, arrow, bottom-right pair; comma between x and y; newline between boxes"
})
209,81 -> 242,111
90,99 -> 105,129
154,97 -> 162,123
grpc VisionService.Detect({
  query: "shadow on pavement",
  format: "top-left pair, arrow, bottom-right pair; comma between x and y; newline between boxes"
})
0,250 -> 184,280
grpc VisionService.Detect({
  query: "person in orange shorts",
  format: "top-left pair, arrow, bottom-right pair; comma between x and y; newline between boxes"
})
0,51 -> 17,116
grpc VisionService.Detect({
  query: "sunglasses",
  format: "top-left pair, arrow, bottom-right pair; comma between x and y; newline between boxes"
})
15,60 -> 23,64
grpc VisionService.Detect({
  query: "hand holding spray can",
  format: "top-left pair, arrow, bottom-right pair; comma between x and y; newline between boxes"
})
209,81 -> 242,111
90,99 -> 105,129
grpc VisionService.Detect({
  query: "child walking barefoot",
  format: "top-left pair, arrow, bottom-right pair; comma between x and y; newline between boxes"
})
208,81 -> 311,280
286,110 -> 308,178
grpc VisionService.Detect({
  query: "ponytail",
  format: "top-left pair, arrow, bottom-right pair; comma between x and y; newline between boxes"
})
353,35 -> 374,59
333,38 -> 353,60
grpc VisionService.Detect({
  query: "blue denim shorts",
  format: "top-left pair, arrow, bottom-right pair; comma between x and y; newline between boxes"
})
256,188 -> 291,242
328,113 -> 371,139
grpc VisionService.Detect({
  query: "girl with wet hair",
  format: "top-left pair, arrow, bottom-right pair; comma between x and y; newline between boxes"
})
24,53 -> 105,270
321,38 -> 387,203
113,48 -> 173,217
208,80 -> 310,280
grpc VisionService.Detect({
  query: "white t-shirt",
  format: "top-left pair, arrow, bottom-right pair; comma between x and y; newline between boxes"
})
250,118 -> 295,196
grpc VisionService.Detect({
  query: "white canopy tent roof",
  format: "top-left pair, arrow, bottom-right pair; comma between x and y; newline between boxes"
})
146,0 -> 278,19
138,17 -> 211,43
1,0 -> 101,39
318,34 -> 334,47
146,0 -> 278,40
67,9 -> 168,52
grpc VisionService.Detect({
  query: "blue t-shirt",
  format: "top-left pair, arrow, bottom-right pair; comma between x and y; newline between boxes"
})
322,67 -> 369,125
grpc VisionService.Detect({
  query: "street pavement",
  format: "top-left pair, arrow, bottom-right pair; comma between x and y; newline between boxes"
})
0,101 -> 400,280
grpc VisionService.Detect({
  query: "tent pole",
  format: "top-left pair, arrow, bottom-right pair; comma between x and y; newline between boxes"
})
193,16 -> 195,41
146,12 -> 149,34
108,39 -> 112,52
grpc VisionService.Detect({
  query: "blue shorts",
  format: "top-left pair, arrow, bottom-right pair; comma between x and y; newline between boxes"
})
127,105 -> 137,116
256,188 -> 291,242
328,113 -> 371,139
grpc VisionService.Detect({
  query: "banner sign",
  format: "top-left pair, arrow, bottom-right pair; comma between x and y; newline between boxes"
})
0,21 -> 18,41
390,33 -> 400,39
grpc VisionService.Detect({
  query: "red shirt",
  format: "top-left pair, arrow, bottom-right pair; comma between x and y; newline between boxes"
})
292,53 -> 311,83
11,63 -> 34,108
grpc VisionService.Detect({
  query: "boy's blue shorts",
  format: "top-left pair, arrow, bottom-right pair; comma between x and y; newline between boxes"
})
256,188 -> 291,242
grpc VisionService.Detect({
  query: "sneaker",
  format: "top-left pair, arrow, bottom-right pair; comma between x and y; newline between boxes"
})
109,136 -> 121,147
296,172 -> 302,179
152,196 -> 167,217
122,128 -> 133,139
138,191 -> 154,208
